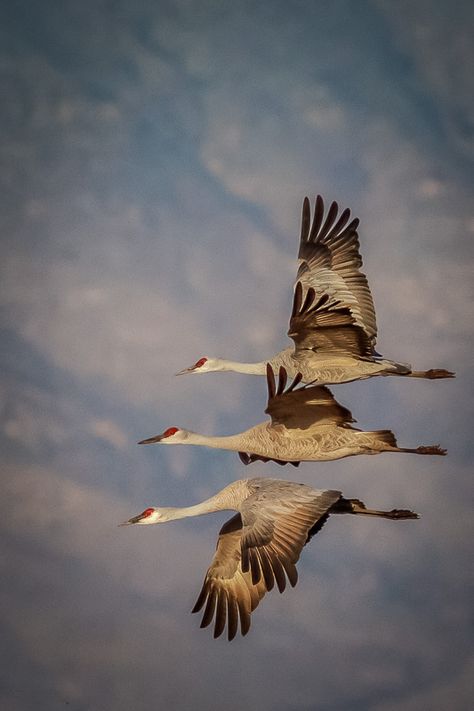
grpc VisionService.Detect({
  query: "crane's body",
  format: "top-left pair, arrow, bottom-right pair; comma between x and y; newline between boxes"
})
141,421 -> 418,463
262,347 -> 410,385
121,476 -> 419,640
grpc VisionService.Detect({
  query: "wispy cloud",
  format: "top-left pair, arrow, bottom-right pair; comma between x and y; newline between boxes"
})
377,0 -> 474,160
0,2 -> 472,709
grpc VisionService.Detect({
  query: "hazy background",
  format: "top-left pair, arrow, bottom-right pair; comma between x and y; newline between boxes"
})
1,1 -> 473,709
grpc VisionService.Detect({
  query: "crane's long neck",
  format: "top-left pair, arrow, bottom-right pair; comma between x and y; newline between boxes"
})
159,481 -> 246,521
213,346 -> 297,376
184,431 -> 254,452
217,359 -> 267,375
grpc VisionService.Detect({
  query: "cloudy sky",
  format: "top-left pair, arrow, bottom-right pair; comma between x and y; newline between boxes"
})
1,1 -> 473,709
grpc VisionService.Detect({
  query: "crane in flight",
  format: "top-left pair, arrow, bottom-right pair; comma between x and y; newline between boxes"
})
176,196 -> 454,385
120,477 -> 418,640
139,364 -> 446,466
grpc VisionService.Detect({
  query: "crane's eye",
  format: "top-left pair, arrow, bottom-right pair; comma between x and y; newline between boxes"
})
194,357 -> 207,368
141,508 -> 155,518
162,427 -> 179,438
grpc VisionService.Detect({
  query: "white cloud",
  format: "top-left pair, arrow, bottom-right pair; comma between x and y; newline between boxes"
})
0,380 -> 75,450
88,419 -> 128,449
416,177 -> 445,199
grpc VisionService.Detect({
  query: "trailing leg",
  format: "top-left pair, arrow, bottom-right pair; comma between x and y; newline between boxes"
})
396,445 -> 446,455
332,498 -> 419,520
359,431 -> 446,456
404,368 -> 455,379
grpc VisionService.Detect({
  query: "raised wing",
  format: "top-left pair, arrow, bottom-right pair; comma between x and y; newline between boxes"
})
192,480 -> 341,640
264,364 -> 355,430
294,195 -> 377,349
288,281 -> 373,358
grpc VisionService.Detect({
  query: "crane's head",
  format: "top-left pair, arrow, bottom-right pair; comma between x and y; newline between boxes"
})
138,426 -> 188,445
175,357 -> 223,375
119,506 -> 173,526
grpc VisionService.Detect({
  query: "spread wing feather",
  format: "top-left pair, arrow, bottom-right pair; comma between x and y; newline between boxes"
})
289,281 -> 373,358
264,364 -> 355,430
294,196 -> 377,350
192,480 -> 341,640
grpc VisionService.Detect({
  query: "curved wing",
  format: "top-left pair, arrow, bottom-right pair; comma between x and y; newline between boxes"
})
291,195 -> 377,353
191,513 -> 267,641
289,281 -> 373,358
264,364 -> 355,430
192,480 -> 341,640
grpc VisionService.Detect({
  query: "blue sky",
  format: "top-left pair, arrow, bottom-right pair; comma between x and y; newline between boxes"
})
1,2 -> 473,710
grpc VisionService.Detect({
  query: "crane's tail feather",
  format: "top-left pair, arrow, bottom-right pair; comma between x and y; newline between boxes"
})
367,430 -> 398,448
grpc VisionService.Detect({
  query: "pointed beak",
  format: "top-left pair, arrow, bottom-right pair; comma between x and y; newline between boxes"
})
118,513 -> 143,527
175,366 -> 194,376
138,434 -> 164,444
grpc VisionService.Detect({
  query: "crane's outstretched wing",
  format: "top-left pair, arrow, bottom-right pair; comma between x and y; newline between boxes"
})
264,364 -> 355,430
288,281 -> 374,358
191,513 -> 266,641
292,195 -> 377,354
192,480 -> 341,640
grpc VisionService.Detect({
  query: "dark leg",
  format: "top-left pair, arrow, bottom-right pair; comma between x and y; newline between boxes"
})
406,369 -> 455,379
396,445 -> 446,455
332,498 -> 419,520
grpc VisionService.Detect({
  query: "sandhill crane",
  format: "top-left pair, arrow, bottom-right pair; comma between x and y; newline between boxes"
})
176,196 -> 454,384
139,364 -> 445,465
120,477 -> 419,640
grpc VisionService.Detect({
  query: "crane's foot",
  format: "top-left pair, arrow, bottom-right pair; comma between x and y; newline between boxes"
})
397,445 -> 446,455
378,508 -> 419,520
415,445 -> 446,455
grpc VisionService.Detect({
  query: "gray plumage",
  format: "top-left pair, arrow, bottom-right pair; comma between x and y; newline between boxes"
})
121,477 -> 419,640
192,478 -> 341,639
176,195 -> 454,383
139,364 -> 447,464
